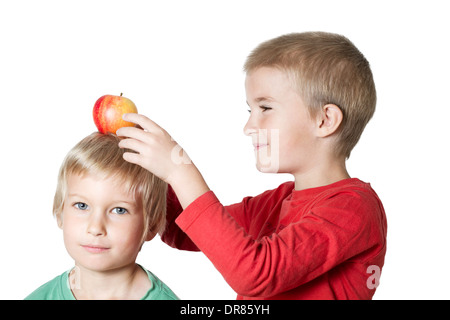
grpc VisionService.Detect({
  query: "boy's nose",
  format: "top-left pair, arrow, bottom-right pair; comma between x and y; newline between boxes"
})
87,212 -> 107,236
243,116 -> 258,136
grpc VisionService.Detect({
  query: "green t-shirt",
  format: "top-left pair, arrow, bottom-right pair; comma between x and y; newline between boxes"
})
25,265 -> 179,300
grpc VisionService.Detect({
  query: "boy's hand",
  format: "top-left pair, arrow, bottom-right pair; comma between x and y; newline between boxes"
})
117,113 -> 209,208
117,113 -> 184,183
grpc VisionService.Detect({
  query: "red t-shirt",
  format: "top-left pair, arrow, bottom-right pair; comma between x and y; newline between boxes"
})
162,178 -> 387,299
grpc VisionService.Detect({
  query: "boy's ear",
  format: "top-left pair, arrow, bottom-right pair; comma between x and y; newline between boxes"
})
316,104 -> 343,138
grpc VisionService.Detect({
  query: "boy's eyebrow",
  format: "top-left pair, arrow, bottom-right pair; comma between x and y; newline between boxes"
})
115,200 -> 137,207
66,193 -> 136,207
67,193 -> 86,199
247,97 -> 275,105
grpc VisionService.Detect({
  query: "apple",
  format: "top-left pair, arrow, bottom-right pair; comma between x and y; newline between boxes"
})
93,93 -> 138,134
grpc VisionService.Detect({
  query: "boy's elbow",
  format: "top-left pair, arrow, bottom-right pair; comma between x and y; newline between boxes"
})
226,271 -> 277,298
223,244 -> 289,298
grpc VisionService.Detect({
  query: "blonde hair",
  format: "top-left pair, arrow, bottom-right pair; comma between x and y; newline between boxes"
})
244,32 -> 376,158
53,132 -> 167,239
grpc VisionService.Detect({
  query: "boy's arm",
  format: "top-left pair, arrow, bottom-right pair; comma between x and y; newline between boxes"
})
162,184 -> 262,251
160,185 -> 199,251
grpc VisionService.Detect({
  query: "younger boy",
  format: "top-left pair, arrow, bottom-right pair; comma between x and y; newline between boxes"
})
117,32 -> 387,299
25,132 -> 178,300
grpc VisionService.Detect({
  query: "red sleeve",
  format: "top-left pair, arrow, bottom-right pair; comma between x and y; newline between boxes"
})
161,184 -> 273,250
175,189 -> 386,298
160,186 -> 200,251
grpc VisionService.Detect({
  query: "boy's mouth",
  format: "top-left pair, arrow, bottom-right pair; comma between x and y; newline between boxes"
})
253,143 -> 269,150
82,244 -> 110,253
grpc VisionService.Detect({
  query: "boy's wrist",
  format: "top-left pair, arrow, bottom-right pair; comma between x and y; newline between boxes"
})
167,162 -> 210,209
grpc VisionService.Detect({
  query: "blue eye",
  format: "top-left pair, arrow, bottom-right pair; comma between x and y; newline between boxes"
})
74,202 -> 88,210
112,207 -> 128,215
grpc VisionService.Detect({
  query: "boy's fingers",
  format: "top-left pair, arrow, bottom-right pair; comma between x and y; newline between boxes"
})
118,137 -> 147,153
123,113 -> 160,132
122,151 -> 142,166
117,126 -> 148,141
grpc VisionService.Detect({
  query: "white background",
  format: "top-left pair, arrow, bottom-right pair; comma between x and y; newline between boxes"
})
1,0 -> 449,300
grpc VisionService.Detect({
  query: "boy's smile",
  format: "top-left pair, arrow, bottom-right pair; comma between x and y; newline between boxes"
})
81,244 -> 110,254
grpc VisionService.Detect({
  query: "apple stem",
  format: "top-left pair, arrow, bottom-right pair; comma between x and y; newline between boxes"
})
120,92 -> 123,97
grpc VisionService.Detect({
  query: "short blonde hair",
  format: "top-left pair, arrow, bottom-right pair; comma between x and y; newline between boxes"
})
53,132 -> 167,238
244,32 -> 376,158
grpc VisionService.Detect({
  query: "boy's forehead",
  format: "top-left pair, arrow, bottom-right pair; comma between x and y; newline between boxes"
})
66,172 -> 136,199
245,67 -> 296,101
246,66 -> 291,85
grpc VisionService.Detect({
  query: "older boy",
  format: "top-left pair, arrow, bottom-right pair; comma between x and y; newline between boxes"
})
117,32 -> 387,299
26,133 -> 178,300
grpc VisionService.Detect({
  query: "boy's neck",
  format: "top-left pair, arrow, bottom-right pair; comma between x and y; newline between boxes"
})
69,263 -> 150,300
293,157 -> 350,191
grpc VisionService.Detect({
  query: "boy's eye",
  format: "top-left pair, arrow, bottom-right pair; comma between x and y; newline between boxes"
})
260,106 -> 272,112
74,202 -> 88,210
112,207 -> 128,215
247,106 -> 272,114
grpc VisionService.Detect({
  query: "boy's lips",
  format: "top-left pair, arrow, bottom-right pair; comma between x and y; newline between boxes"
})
253,143 -> 269,150
81,244 -> 110,253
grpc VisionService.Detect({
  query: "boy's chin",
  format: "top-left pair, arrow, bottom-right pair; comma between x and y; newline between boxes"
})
254,149 -> 280,173
255,162 -> 280,173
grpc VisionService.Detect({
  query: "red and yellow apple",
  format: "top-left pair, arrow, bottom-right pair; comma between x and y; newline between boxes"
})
93,93 -> 138,134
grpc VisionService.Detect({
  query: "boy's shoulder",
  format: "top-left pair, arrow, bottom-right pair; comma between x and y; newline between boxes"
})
297,178 -> 383,212
316,178 -> 382,206
308,178 -> 386,231
24,270 -> 74,300
140,266 -> 179,300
